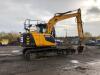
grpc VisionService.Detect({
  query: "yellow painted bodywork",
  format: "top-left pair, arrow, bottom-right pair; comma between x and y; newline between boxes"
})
31,32 -> 56,47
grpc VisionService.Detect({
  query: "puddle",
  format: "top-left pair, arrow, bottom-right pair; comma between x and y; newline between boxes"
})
70,60 -> 80,64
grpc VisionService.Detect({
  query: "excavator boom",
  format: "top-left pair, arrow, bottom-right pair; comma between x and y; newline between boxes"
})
46,9 -> 84,42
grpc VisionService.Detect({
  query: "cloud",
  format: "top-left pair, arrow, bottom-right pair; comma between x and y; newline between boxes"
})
84,6 -> 100,22
0,0 -> 84,32
83,21 -> 100,36
87,6 -> 100,15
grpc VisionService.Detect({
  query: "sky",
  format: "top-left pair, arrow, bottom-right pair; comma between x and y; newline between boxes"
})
0,0 -> 100,37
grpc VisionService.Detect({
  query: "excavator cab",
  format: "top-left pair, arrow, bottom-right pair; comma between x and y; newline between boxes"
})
24,19 -> 56,37
20,19 -> 56,48
24,19 -> 47,33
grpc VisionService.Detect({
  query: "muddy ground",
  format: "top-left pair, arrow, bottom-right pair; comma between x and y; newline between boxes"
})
0,46 -> 100,75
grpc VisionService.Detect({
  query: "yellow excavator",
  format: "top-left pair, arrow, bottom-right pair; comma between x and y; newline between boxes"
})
20,8 -> 84,60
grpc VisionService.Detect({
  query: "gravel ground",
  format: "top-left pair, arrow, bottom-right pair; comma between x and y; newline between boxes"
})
0,46 -> 100,75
